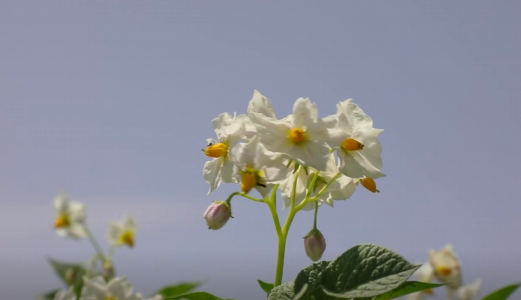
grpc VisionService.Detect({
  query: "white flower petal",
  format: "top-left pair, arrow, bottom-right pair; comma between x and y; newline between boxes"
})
220,160 -> 235,183
290,141 -> 330,171
249,112 -> 291,138
247,90 -> 277,119
203,159 -> 223,194
337,99 -> 373,130
292,97 -> 317,127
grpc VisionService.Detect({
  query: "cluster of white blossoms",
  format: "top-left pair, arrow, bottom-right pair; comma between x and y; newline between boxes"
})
53,276 -> 163,300
408,244 -> 482,300
53,193 -> 138,248
202,90 -> 385,210
52,193 -> 148,300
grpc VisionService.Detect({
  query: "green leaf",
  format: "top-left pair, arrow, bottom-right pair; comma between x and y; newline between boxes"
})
156,282 -> 202,297
294,260 -> 330,298
482,283 -> 521,300
164,291 -> 235,300
47,258 -> 87,296
268,281 -> 295,300
257,279 -> 275,294
37,289 -> 59,300
372,281 -> 445,300
318,244 -> 420,299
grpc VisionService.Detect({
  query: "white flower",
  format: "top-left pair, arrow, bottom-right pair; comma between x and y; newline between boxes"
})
408,262 -> 434,300
80,276 -> 143,300
53,287 -> 76,300
249,97 -> 338,171
53,192 -> 87,239
280,154 -> 357,210
203,113 -> 246,194
456,279 -> 481,300
327,99 -> 385,179
231,135 -> 288,197
107,215 -> 138,248
429,244 -> 462,289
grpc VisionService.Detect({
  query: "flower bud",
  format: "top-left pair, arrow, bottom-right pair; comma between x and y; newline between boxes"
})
303,229 -> 326,262
203,201 -> 232,230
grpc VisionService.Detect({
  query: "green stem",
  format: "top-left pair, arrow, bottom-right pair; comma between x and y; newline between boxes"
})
83,224 -> 106,262
297,172 -> 343,211
226,191 -> 264,203
274,208 -> 298,287
313,201 -> 319,230
274,166 -> 302,287
290,166 -> 302,209
267,185 -> 282,237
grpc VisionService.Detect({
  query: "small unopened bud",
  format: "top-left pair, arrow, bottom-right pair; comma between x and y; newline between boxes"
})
203,201 -> 232,230
102,261 -> 115,281
64,268 -> 75,285
303,229 -> 326,262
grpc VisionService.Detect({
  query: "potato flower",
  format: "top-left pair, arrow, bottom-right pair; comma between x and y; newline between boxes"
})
53,192 -> 87,239
249,97 -> 339,171
79,276 -> 143,300
327,99 -> 385,179
203,113 -> 246,194
429,244 -> 462,289
107,215 -> 138,248
231,135 -> 288,197
456,278 -> 481,300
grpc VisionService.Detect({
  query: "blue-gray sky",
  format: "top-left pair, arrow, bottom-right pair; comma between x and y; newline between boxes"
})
1,1 -> 520,299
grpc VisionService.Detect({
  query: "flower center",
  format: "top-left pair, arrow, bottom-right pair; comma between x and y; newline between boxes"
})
54,214 -> 70,228
104,297 -> 118,300
437,266 -> 452,276
205,143 -> 228,158
341,138 -> 364,151
289,128 -> 306,144
120,230 -> 135,247
361,177 -> 379,193
424,289 -> 434,295
241,173 -> 258,194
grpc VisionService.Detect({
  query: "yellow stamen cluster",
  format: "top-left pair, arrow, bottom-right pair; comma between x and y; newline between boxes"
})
437,266 -> 452,276
54,214 -> 70,228
341,138 -> 364,151
104,297 -> 118,300
241,173 -> 257,194
361,177 -> 379,193
204,143 -> 228,158
289,128 -> 306,144
120,230 -> 135,247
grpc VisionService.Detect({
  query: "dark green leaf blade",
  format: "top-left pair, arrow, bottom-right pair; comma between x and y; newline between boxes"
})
164,291 -> 235,300
294,260 -> 330,297
268,281 -> 296,300
372,281 -> 445,300
319,244 -> 420,298
156,282 -> 202,297
258,279 -> 274,294
482,283 -> 521,300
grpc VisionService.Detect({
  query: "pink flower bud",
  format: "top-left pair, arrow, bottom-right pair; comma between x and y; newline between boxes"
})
303,229 -> 326,262
203,201 -> 232,230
